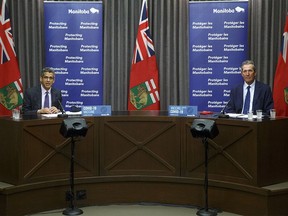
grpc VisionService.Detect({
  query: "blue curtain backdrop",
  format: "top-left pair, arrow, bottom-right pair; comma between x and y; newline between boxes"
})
5,0 -> 288,111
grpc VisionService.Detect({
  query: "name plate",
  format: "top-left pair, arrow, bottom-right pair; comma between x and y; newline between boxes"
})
168,105 -> 198,117
81,105 -> 111,116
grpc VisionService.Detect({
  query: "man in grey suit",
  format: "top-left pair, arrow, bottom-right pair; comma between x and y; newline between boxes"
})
225,60 -> 274,115
22,67 -> 62,115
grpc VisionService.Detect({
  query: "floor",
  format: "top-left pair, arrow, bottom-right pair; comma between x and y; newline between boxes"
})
0,181 -> 241,216
27,204 -> 240,216
4,181 -> 288,216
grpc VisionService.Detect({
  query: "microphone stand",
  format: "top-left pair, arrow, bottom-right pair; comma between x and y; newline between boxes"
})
58,112 -> 68,118
218,113 -> 229,118
197,137 -> 218,216
58,100 -> 68,118
218,100 -> 230,118
63,136 -> 83,215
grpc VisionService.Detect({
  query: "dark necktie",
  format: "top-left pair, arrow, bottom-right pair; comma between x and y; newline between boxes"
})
243,86 -> 250,114
44,91 -> 49,108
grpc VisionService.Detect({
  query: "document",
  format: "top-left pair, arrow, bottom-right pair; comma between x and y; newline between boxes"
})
42,111 -> 82,118
226,113 -> 257,119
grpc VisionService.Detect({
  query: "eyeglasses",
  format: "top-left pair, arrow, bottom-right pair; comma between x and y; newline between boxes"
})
42,76 -> 54,80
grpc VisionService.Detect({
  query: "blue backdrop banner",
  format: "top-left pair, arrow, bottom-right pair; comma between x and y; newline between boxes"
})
44,2 -> 103,111
189,1 -> 248,112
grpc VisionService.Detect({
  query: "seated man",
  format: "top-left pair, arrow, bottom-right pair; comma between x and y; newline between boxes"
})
22,67 -> 62,115
225,60 -> 274,115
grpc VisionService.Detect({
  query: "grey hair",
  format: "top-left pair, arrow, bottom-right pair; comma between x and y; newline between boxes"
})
41,67 -> 55,77
241,60 -> 256,72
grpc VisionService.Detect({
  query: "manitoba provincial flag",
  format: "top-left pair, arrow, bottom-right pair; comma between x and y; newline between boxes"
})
128,0 -> 160,110
0,0 -> 23,116
273,14 -> 288,116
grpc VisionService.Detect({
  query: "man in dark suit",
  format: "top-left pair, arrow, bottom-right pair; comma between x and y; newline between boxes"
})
22,67 -> 62,115
225,60 -> 274,115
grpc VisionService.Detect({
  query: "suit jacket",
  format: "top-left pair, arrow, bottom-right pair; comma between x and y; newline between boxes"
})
22,85 -> 62,115
225,80 -> 274,115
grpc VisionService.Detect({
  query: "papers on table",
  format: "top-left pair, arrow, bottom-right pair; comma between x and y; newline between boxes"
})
66,111 -> 82,116
42,111 -> 82,118
226,113 -> 258,119
42,113 -> 59,118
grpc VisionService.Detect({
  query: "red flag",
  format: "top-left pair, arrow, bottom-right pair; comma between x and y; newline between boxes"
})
0,0 -> 23,116
273,14 -> 288,116
128,0 -> 160,110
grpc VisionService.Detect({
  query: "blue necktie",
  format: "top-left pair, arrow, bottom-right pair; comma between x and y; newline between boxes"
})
243,86 -> 250,114
44,92 -> 49,108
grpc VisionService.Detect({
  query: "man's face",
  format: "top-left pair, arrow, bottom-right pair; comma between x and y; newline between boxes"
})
40,72 -> 55,90
241,64 -> 256,85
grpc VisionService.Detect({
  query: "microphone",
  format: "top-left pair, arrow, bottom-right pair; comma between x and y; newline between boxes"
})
57,100 -> 68,118
218,100 -> 230,118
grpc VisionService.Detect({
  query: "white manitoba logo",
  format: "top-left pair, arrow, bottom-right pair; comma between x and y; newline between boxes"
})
235,6 -> 245,13
68,8 -> 99,14
213,6 -> 245,14
90,8 -> 99,14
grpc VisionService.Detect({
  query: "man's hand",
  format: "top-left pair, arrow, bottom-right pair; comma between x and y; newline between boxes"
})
49,106 -> 59,114
38,106 -> 59,114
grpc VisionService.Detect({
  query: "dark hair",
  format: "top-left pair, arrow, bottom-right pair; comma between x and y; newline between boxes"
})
241,60 -> 256,72
41,67 -> 55,77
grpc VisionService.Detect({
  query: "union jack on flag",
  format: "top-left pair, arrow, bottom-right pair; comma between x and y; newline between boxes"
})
0,0 -> 16,64
132,0 -> 156,64
0,0 -> 23,116
128,0 -> 160,111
